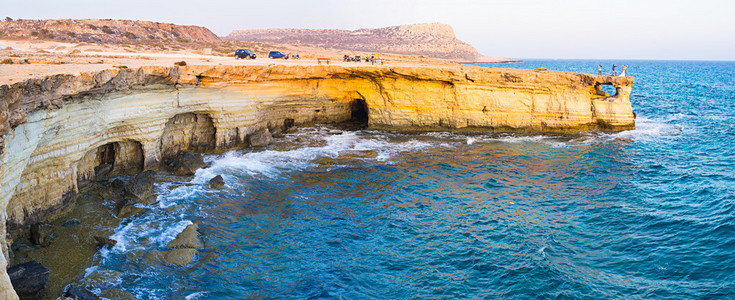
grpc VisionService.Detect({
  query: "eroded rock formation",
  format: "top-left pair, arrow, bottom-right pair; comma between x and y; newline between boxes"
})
0,64 -> 634,298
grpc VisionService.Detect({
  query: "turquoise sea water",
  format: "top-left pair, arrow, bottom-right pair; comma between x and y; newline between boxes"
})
86,60 -> 735,299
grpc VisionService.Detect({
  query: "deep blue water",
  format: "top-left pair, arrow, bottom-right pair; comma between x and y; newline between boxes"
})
85,60 -> 735,299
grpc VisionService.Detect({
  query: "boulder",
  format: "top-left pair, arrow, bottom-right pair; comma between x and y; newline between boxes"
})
248,128 -> 273,147
113,198 -> 144,218
100,288 -> 137,300
124,171 -> 155,200
110,178 -> 125,190
94,236 -> 118,249
166,152 -> 206,176
30,222 -> 54,247
167,223 -> 204,249
64,285 -> 101,300
8,261 -> 50,299
209,175 -> 225,189
150,248 -> 198,267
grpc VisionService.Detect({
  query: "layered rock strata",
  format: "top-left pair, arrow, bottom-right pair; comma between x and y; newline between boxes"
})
0,64 -> 634,298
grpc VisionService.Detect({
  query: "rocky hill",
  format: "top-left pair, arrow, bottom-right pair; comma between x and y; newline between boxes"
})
226,23 -> 496,61
0,19 -> 220,43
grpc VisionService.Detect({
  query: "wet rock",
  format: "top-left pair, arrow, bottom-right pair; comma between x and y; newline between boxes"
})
64,285 -> 101,300
111,178 -> 125,190
149,248 -> 198,267
94,236 -> 118,249
113,198 -> 144,218
339,149 -> 378,159
166,152 -> 206,175
100,288 -> 137,300
167,223 -> 204,249
249,128 -> 273,147
209,175 -> 224,189
80,269 -> 123,289
124,170 -> 155,200
8,261 -> 50,299
30,222 -> 54,247
62,218 -> 81,227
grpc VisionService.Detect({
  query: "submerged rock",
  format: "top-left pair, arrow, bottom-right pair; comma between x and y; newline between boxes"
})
339,149 -> 378,159
30,222 -> 54,247
100,288 -> 137,300
94,236 -> 118,249
209,175 -> 225,189
61,218 -> 81,227
166,152 -> 206,175
249,128 -> 273,147
7,261 -> 49,299
80,269 -> 123,289
167,223 -> 204,249
64,285 -> 101,300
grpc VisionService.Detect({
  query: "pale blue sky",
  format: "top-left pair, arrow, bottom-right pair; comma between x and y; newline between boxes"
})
4,0 -> 735,60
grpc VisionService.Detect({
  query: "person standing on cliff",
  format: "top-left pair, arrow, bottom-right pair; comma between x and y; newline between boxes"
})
620,65 -> 628,77
598,65 -> 602,75
612,64 -> 617,76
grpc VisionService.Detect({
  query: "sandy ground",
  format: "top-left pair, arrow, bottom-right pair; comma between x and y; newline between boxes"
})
0,39 -> 465,85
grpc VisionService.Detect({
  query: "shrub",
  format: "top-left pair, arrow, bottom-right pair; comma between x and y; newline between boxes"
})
0,30 -> 4,36
87,24 -> 98,30
66,31 -> 76,37
175,38 -> 189,43
5,17 -> 12,22
39,29 -> 49,35
102,26 -> 114,34
124,32 -> 137,39
1,58 -> 13,64
31,31 -> 39,37
147,35 -> 156,40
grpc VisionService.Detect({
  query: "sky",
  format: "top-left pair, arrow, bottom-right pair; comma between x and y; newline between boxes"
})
4,0 -> 735,60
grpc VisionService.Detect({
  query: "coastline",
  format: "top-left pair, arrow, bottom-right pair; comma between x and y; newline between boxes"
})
0,56 -> 634,298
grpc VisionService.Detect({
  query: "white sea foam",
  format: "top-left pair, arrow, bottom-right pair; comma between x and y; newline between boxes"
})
150,219 -> 193,247
185,292 -> 208,299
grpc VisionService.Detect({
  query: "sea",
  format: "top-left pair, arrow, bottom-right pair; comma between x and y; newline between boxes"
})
81,60 -> 735,299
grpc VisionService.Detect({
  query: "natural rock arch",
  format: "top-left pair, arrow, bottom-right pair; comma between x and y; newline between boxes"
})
159,113 -> 217,160
595,83 -> 619,98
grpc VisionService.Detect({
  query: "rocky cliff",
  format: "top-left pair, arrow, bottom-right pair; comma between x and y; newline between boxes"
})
0,19 -> 220,43
226,23 -> 493,61
0,64 -> 634,298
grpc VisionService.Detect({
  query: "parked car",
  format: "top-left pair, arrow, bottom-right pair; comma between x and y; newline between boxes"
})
235,49 -> 256,59
268,51 -> 289,59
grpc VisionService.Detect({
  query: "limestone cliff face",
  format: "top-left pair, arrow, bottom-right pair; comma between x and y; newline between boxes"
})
0,64 -> 634,298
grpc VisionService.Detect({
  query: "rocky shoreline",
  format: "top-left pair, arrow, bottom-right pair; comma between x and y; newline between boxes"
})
0,63 -> 635,298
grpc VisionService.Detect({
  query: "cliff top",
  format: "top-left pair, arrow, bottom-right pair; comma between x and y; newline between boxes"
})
226,23 -> 506,62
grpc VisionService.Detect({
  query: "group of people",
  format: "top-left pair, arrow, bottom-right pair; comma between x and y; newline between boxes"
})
598,64 -> 628,77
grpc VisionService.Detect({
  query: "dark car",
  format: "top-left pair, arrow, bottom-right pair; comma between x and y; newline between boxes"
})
235,49 -> 256,59
268,51 -> 289,59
